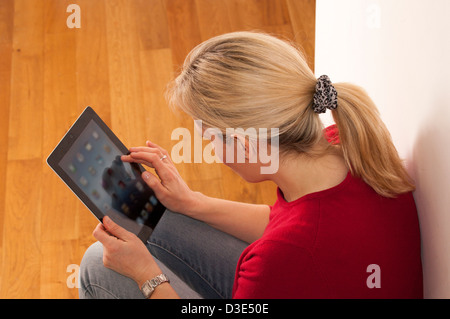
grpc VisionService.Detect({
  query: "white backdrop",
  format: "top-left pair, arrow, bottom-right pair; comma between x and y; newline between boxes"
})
316,0 -> 450,298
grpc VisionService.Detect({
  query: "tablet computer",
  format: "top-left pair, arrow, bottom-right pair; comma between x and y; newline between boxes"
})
47,106 -> 165,243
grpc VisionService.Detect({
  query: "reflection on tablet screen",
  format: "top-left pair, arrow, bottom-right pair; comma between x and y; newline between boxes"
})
59,120 -> 161,229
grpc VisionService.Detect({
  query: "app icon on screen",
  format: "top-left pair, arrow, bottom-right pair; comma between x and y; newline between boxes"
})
121,203 -> 130,214
140,210 -> 149,219
135,181 -> 144,192
76,153 -> 84,162
79,176 -> 88,187
149,195 -> 158,206
68,163 -> 76,173
88,166 -> 96,176
145,202 -> 154,213
92,189 -> 100,199
95,155 -> 104,165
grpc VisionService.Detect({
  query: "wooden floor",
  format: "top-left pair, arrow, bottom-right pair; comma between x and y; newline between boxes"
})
0,0 -> 315,298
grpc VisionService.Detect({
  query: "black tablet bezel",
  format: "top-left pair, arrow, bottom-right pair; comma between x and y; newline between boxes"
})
47,106 -> 164,243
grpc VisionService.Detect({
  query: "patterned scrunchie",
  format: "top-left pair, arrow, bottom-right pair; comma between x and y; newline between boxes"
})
312,75 -> 338,114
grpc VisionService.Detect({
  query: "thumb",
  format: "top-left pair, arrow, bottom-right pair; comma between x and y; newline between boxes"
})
103,216 -> 133,241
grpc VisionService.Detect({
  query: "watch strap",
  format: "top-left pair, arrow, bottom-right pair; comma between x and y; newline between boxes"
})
141,274 -> 170,299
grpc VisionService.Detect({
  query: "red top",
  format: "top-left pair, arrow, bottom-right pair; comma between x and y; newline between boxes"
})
232,128 -> 423,298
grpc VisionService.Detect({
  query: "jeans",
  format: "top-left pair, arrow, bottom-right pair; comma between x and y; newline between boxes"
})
79,210 -> 249,299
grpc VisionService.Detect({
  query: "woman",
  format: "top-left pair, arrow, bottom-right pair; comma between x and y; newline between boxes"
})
79,32 -> 423,299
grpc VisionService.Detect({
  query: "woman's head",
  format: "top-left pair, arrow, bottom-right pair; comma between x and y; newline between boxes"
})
167,31 -> 414,197
167,32 -> 322,152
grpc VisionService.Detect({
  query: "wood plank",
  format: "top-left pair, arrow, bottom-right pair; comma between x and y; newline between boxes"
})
76,0 -> 111,122
105,0 -> 147,147
225,0 -> 291,32
2,0 -> 45,298
42,33 -> 78,162
7,0 -> 45,161
286,0 -> 316,71
133,0 -> 171,50
195,0 -> 232,40
0,0 -> 14,295
40,239 -> 81,298
165,0 -> 203,69
1,159 -> 42,298
139,48 -> 186,155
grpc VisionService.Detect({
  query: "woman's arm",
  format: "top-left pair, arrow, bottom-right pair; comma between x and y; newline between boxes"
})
187,192 -> 270,243
122,141 -> 270,243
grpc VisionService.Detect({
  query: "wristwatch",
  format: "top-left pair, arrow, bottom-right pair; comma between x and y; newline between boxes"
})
141,274 -> 170,299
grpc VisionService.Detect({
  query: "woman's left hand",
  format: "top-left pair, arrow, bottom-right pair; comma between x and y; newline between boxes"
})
93,216 -> 161,288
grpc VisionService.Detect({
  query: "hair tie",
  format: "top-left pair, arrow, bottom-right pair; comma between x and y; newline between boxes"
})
313,75 -> 338,114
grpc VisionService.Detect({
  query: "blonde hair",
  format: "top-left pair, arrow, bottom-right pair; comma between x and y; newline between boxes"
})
166,31 -> 414,197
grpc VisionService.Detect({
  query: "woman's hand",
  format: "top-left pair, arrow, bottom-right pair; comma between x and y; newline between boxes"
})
121,140 -> 199,215
93,216 -> 160,288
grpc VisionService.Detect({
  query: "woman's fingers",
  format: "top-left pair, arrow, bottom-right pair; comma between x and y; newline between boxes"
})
121,153 -> 157,168
128,146 -> 160,153
128,151 -> 172,182
122,143 -> 179,175
128,141 -> 169,157
123,143 -> 171,162
121,147 -> 163,166
121,142 -> 182,191
118,142 -> 194,214
122,151 -> 173,171
146,140 -> 169,156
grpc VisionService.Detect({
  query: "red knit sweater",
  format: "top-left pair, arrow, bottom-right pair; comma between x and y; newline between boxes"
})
232,172 -> 423,299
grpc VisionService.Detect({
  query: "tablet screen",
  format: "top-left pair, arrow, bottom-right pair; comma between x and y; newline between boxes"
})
57,118 -> 163,236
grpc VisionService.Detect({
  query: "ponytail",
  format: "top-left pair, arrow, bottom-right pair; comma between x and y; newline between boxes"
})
331,83 -> 415,198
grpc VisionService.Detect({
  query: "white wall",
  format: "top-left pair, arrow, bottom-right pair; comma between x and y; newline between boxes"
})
315,0 -> 450,298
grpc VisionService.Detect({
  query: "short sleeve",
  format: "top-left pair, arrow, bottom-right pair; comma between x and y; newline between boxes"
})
232,240 -> 330,299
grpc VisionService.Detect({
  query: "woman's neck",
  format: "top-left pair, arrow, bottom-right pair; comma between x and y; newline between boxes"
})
270,147 -> 349,202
